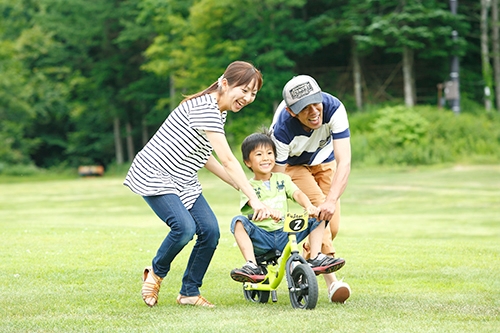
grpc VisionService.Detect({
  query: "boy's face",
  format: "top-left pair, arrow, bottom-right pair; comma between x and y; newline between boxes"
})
244,144 -> 275,180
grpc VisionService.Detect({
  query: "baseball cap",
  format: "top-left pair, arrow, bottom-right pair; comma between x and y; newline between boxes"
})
282,75 -> 323,114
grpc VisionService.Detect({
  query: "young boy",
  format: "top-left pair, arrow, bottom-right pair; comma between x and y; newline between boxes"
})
230,131 -> 345,283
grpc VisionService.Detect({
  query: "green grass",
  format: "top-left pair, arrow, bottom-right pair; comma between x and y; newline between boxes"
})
1,165 -> 499,332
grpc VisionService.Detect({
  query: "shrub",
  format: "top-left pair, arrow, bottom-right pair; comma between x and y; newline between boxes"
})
350,105 -> 500,166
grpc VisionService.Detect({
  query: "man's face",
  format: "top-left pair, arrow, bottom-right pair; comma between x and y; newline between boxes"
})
288,102 -> 323,131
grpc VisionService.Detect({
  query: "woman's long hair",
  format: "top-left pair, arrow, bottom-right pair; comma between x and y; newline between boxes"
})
182,61 -> 263,103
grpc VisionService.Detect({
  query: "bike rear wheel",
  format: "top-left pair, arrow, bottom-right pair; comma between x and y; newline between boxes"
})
289,263 -> 318,309
243,283 -> 270,303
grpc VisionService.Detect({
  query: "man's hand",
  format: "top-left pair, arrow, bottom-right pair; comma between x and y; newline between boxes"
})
317,199 -> 337,222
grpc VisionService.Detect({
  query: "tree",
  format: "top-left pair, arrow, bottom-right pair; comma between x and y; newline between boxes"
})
0,0 -> 42,166
142,0 -> 320,146
365,1 -> 467,107
0,0 -> 490,169
0,39 -> 35,165
309,0 -> 374,110
481,0 -> 494,111
492,0 -> 500,111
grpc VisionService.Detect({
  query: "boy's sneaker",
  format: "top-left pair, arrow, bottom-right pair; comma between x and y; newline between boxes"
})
230,261 -> 265,283
307,253 -> 345,275
329,280 -> 351,303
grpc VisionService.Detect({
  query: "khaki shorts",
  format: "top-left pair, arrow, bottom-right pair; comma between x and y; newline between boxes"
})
285,161 -> 340,258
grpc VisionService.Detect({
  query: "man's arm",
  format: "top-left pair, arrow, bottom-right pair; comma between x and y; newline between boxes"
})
318,137 -> 351,222
272,164 -> 286,173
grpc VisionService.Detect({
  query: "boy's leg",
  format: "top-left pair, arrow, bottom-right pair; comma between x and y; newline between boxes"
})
229,215 -> 275,283
312,161 -> 340,254
318,199 -> 340,256
307,220 -> 326,256
297,219 -> 345,274
233,219 -> 257,263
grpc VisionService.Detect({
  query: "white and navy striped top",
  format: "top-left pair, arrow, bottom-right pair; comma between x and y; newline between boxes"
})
124,94 -> 226,209
270,92 -> 349,167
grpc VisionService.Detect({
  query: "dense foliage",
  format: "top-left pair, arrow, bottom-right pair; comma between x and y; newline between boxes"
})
350,106 -> 500,166
0,0 -> 497,173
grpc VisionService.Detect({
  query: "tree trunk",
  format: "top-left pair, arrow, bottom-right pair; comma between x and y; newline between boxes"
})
170,74 -> 176,111
142,118 -> 149,146
352,37 -> 363,110
126,122 -> 135,162
481,0 -> 493,111
402,46 -> 415,107
113,117 -> 124,165
492,0 -> 500,112
141,102 -> 149,145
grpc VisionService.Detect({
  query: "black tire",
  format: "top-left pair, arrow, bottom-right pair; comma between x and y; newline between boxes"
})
243,284 -> 270,304
289,263 -> 318,309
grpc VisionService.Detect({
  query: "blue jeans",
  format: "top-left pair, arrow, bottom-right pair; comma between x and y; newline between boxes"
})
143,194 -> 220,296
230,215 -> 323,256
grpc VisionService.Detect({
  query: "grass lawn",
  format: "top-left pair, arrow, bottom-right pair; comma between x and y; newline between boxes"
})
0,165 -> 499,332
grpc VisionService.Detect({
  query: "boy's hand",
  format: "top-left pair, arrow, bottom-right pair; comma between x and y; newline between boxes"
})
269,209 -> 282,221
305,205 -> 320,218
248,207 -> 281,221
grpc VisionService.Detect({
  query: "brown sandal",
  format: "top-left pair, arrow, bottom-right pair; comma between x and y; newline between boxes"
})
176,294 -> 215,308
142,266 -> 163,307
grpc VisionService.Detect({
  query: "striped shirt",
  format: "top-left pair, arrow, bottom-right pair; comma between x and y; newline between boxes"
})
124,94 -> 226,209
270,92 -> 350,166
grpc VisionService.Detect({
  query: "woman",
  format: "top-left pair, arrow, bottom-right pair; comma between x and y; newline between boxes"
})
124,61 -> 271,308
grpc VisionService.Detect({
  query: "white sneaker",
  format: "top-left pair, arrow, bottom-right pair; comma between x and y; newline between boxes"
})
329,280 -> 351,303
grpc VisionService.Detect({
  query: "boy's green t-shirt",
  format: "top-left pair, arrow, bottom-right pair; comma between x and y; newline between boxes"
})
239,172 -> 299,232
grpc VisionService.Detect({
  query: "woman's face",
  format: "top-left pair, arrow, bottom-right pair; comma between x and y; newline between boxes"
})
219,79 -> 258,112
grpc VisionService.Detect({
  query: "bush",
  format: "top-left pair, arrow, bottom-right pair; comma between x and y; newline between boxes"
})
350,105 -> 500,166
0,162 -> 41,176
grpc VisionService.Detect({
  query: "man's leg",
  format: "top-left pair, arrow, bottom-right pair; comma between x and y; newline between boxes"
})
287,162 -> 350,302
286,163 -> 336,258
310,161 -> 350,302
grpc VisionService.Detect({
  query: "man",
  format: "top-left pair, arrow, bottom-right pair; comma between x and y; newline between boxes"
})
270,75 -> 352,303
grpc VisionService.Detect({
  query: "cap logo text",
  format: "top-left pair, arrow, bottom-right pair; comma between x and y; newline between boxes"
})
289,82 -> 314,100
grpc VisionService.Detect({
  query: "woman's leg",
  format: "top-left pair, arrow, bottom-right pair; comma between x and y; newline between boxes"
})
143,194 -> 197,278
180,194 -> 220,297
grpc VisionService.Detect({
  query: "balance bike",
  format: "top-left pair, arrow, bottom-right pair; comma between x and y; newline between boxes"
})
240,212 -> 319,309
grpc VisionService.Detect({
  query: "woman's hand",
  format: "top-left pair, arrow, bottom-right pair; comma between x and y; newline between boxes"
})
248,199 -> 271,221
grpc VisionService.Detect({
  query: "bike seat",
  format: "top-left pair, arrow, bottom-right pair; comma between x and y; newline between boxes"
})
255,249 -> 282,265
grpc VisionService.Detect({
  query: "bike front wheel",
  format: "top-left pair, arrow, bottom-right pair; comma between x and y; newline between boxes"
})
289,263 -> 318,309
